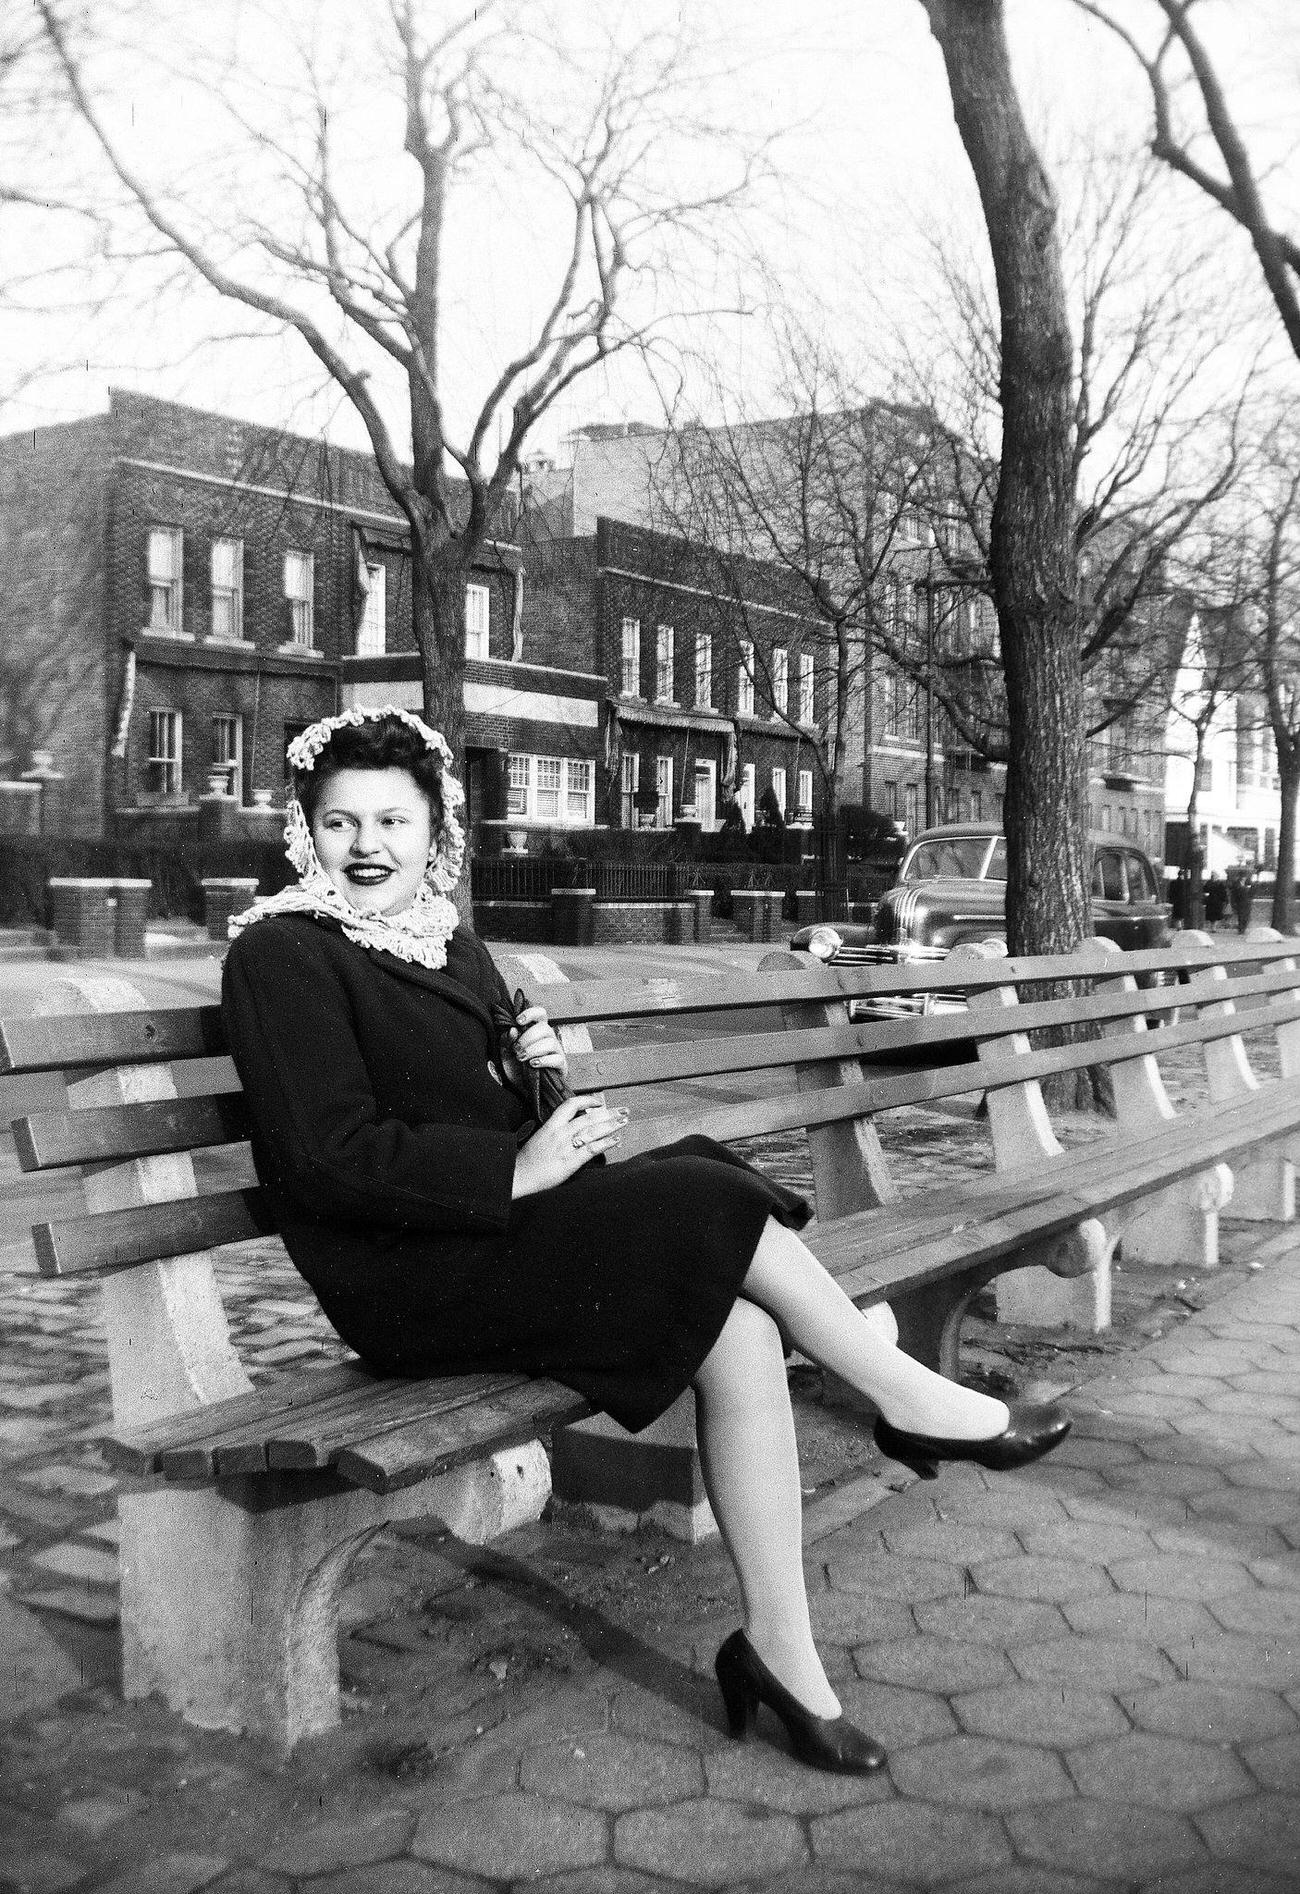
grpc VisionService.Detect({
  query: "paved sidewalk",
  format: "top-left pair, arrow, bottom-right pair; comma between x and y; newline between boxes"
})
0,1217 -> 1297,1891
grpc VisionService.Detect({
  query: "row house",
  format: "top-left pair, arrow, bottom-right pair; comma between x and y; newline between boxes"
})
524,516 -> 831,837
0,392 -> 606,840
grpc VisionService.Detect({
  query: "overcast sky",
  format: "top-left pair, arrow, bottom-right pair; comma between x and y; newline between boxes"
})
8,0 -> 1298,459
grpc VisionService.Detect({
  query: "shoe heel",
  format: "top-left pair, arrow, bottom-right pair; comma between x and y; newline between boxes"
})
715,1643 -> 759,1739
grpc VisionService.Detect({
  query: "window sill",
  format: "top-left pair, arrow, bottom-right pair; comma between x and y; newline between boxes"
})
206,636 -> 256,650
140,628 -> 194,643
276,642 -> 321,657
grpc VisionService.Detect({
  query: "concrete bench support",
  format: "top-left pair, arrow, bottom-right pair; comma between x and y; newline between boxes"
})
34,971 -> 554,1750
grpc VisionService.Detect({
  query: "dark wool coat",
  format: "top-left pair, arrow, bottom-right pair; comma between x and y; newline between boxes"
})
220,914 -> 810,1431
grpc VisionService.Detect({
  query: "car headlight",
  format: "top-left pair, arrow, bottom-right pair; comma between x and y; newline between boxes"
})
805,925 -> 843,962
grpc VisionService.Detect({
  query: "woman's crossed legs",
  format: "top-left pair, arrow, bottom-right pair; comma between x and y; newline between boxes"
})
692,1214 -> 1011,1716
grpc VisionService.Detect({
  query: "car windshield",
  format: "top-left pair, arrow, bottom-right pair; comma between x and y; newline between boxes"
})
904,837 -> 990,883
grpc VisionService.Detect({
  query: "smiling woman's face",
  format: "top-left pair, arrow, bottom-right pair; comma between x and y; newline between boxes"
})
310,766 -> 434,916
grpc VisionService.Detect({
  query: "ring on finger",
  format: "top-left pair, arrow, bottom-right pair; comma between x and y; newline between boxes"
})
572,1132 -> 584,1150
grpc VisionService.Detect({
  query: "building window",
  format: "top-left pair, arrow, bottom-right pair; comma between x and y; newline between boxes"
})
535,756 -> 563,821
797,768 -> 813,818
566,759 -> 593,825
147,528 -> 183,634
905,782 -> 919,835
621,617 -> 641,697
507,754 -> 531,818
284,551 -> 315,647
507,754 -> 594,826
209,538 -> 242,641
695,633 -> 712,710
971,789 -> 983,822
147,708 -> 182,796
357,562 -> 386,656
771,766 -> 787,817
211,713 -> 241,799
655,624 -> 674,701
737,640 -> 755,717
465,583 -> 490,660
771,646 -> 788,717
1196,757 -> 1212,793
898,504 -> 926,546
797,651 -> 815,725
620,752 -> 639,828
656,755 -> 673,829
740,763 -> 755,829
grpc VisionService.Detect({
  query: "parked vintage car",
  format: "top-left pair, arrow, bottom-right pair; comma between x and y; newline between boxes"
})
792,821 -> 1173,1018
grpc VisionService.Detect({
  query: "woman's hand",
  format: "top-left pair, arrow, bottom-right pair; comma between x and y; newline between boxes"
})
511,1093 -> 628,1199
506,1003 -> 568,1084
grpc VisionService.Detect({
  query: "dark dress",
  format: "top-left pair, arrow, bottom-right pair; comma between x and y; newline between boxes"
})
220,914 -> 810,1432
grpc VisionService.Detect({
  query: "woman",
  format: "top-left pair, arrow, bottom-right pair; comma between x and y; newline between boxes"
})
222,706 -> 1069,1776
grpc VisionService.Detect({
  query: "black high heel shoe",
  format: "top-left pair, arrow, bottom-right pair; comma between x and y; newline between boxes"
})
874,1399 -> 1071,1481
714,1630 -> 886,1775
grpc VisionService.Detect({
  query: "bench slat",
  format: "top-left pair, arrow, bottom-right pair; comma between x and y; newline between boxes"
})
335,1380 -> 592,1494
264,1370 -> 544,1472
0,1005 -> 227,1075
102,1360 -> 377,1475
567,962 -> 1300,1094
34,1185 -> 273,1277
538,940 -> 1299,1023
15,1093 -> 250,1171
618,1001 -> 1300,1158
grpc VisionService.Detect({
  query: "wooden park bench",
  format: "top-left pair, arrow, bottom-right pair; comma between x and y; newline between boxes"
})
4,930 -> 1300,1751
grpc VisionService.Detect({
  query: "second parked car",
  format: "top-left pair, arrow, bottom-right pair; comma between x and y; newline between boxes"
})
793,821 -> 1172,1016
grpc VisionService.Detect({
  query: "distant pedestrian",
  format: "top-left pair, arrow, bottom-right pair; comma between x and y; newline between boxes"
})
1205,873 -> 1228,927
1232,864 -> 1256,934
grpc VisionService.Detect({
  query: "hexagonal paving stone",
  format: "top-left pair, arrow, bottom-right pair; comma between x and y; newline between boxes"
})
810,1800 -> 1012,1884
1207,1588 -> 1300,1637
913,1595 -> 1069,1647
1103,1461 -> 1229,1499
822,1551 -> 966,1604
1248,1553 -> 1300,1589
1166,1631 -> 1300,1689
954,1680 -> 1128,1748
1124,1372 -> 1225,1400
1198,1794 -> 1300,1880
1109,1554 -> 1253,1600
806,1590 -> 917,1649
614,1798 -> 806,1885
704,1739 -> 892,1815
968,1555 -> 1111,1603
1098,1392 -> 1207,1424
1242,1730 -> 1300,1792
837,1678 -> 957,1751
888,1734 -> 1071,1810
1004,1796 -> 1205,1883
1062,1590 -> 1217,1648
880,1522 -> 1022,1566
1044,1433 -> 1145,1469
1203,1389 -> 1297,1417
412,1794 -> 607,1881
1223,1457 -> 1300,1492
1124,1681 -> 1298,1743
852,1634 -> 1015,1696
1011,1636 -> 1170,1692
922,1482 -> 1067,1531
519,1733 -> 703,1811
1019,1518 -> 1155,1564
1189,1488 -> 1300,1528
725,1873 -> 910,1894
1064,1729 -> 1253,1811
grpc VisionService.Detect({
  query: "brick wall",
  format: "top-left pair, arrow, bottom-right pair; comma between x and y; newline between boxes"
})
0,416 -> 112,835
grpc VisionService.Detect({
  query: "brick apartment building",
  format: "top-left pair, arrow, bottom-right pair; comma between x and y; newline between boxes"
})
0,392 -> 831,848
525,516 -> 831,834
0,391 -> 607,840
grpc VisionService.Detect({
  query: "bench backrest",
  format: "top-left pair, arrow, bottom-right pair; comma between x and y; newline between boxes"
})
6,936 -> 1300,1284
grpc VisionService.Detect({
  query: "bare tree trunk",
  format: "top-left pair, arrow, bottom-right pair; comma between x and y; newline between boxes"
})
921,0 -> 1088,961
412,552 -> 469,759
1273,758 -> 1299,934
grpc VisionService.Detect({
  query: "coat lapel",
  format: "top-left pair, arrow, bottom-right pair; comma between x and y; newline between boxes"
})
369,947 -> 497,1035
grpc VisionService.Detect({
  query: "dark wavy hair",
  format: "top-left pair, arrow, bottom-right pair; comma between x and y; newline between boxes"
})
295,715 -> 446,830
